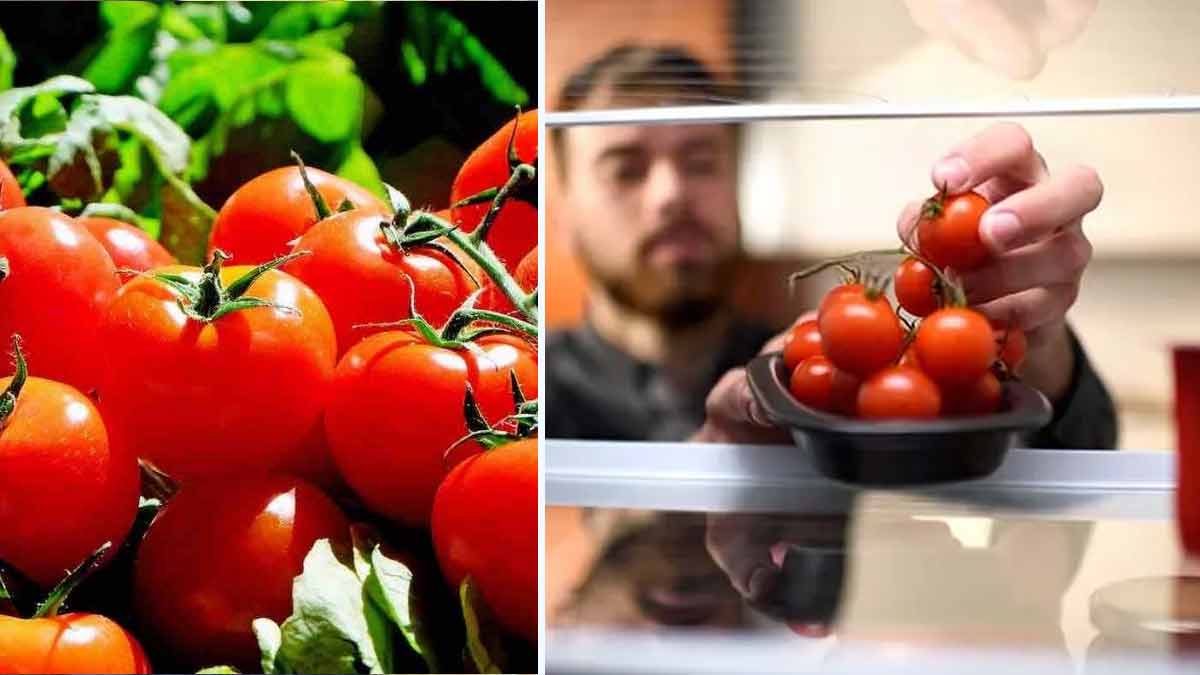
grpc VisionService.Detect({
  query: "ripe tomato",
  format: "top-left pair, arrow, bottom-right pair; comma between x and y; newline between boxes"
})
283,209 -> 478,357
782,319 -> 823,372
817,282 -> 865,318
134,475 -> 349,671
857,366 -> 941,419
478,245 -> 538,315
993,320 -> 1028,372
0,360 -> 139,588
788,355 -> 859,415
0,159 -> 24,210
99,263 -> 337,483
894,256 -> 939,317
325,330 -> 538,526
943,370 -> 1003,416
917,191 -> 990,271
914,307 -> 996,386
79,217 -> 176,281
451,110 -> 538,270
818,290 -> 903,378
433,438 -> 537,641
0,207 -> 120,393
208,166 -> 389,265
0,613 -> 151,674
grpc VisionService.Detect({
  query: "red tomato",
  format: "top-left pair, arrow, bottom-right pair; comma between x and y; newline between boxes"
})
943,370 -> 1003,416
0,364 -> 139,588
433,438 -> 537,641
915,307 -> 996,386
818,290 -> 904,378
79,217 -> 176,281
817,282 -> 865,318
325,330 -> 538,527
478,245 -> 538,315
788,355 -> 858,415
917,191 -> 990,271
894,256 -> 940,317
451,110 -> 538,270
283,209 -> 478,357
0,207 -> 120,393
208,166 -> 389,265
99,264 -> 337,483
0,159 -> 24,210
0,613 -> 151,674
134,475 -> 349,671
782,319 -> 823,372
993,320 -> 1028,372
857,366 -> 942,419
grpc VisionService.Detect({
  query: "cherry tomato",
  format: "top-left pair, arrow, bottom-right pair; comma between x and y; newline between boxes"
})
817,282 -> 865,318
857,366 -> 942,419
0,613 -> 151,674
283,209 -> 478,357
79,217 -> 176,282
914,307 -> 996,386
134,475 -> 349,671
325,330 -> 538,527
917,191 -> 991,271
451,110 -> 538,270
818,290 -> 903,378
433,438 -> 537,641
782,319 -> 823,372
0,207 -> 120,393
894,256 -> 940,317
478,245 -> 538,316
788,355 -> 859,415
993,320 -> 1028,372
943,370 -> 1003,416
0,360 -> 139,588
208,166 -> 389,265
99,264 -> 337,483
0,159 -> 24,210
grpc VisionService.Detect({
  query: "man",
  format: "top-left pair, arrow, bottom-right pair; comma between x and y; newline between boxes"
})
547,44 -> 1116,449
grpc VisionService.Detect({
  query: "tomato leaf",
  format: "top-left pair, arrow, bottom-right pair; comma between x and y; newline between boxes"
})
366,545 -> 439,672
284,61 -> 363,143
0,28 -> 15,92
461,578 -> 507,674
85,2 -> 160,94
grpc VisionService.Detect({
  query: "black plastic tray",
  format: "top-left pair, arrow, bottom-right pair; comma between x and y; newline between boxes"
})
746,352 -> 1053,486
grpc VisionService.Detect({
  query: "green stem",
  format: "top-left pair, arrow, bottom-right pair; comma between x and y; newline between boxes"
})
450,309 -> 538,339
787,248 -> 905,284
33,542 -> 111,618
469,163 -> 535,247
0,334 -> 27,429
291,150 -> 332,220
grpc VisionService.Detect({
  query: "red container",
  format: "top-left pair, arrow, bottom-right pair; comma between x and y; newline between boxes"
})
1175,346 -> 1200,557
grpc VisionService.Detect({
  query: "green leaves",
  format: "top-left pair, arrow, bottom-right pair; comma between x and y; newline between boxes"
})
461,579 -> 507,674
196,667 -> 240,674
0,28 -> 15,92
85,2 -> 159,94
284,61 -> 362,143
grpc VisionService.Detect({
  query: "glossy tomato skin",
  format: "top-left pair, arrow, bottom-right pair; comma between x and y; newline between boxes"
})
99,265 -> 337,482
915,308 -> 996,387
478,245 -> 537,315
894,257 -> 939,317
0,613 -> 151,674
283,209 -> 477,357
79,217 -> 176,281
917,191 -> 990,271
943,370 -> 1003,416
817,283 -> 865,317
0,159 -> 25,209
133,475 -> 349,671
208,166 -> 389,265
818,291 -> 904,378
857,366 -> 942,419
0,207 -> 120,393
433,438 -> 537,642
782,319 -> 823,372
325,330 -> 538,526
0,376 -> 139,588
451,110 -> 538,270
788,355 -> 858,415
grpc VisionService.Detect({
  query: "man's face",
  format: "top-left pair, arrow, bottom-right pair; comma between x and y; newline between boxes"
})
560,123 -> 741,325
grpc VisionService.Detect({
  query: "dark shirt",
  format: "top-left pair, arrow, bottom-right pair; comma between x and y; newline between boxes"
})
546,320 -> 1118,449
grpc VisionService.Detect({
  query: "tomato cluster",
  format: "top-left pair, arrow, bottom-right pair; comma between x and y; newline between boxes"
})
0,109 -> 539,672
783,190 -> 1026,420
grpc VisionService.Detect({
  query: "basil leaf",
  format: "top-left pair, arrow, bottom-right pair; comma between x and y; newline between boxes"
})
0,28 -> 14,92
335,143 -> 384,200
284,61 -> 362,143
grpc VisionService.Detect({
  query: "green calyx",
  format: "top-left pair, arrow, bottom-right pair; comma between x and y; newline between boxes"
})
150,249 -> 308,322
0,256 -> 8,283
291,150 -> 333,221
33,541 -> 112,619
448,374 -> 538,458
0,334 -> 28,429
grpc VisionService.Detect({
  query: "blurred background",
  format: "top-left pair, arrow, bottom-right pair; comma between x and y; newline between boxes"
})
546,0 -> 1200,452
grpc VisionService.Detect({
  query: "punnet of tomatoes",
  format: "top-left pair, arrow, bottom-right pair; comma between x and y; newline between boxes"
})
0,101 -> 539,673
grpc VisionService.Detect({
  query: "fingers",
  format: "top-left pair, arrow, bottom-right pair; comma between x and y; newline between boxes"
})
973,283 -> 1080,335
705,514 -> 782,601
704,368 -> 772,429
931,122 -> 1049,195
895,198 -> 923,245
960,229 -> 1092,304
979,165 -> 1102,253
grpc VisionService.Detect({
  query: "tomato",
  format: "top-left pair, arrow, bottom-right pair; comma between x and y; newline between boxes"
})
917,190 -> 990,271
894,256 -> 940,317
433,438 -> 537,641
788,355 -> 858,415
943,370 -> 1003,416
208,166 -> 389,265
0,613 -> 151,674
914,307 -> 996,386
993,320 -> 1028,372
99,262 -> 337,483
451,110 -> 538,270
0,354 -> 139,588
134,475 -> 349,671
817,290 -> 903,377
782,319 -> 823,372
857,366 -> 942,419
478,245 -> 538,315
817,282 -> 865,318
79,217 -> 176,281
325,329 -> 538,526
0,207 -> 120,393
0,159 -> 24,210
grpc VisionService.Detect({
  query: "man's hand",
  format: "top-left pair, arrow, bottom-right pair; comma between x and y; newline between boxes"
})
899,122 -> 1102,402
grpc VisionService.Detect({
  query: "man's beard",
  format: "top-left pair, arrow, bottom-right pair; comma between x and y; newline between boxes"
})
590,254 -> 740,330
